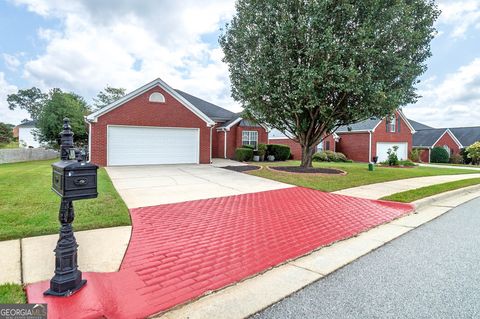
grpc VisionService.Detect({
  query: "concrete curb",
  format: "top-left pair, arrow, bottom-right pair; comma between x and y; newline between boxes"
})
156,188 -> 480,319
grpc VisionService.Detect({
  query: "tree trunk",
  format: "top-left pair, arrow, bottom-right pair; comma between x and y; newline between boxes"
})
300,145 -> 316,168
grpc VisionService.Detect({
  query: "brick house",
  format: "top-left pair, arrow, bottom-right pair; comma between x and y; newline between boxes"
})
413,127 -> 480,163
269,110 -> 415,162
86,78 -> 267,166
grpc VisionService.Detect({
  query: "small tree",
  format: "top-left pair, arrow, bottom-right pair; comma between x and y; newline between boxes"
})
0,122 -> 14,144
430,147 -> 449,163
466,141 -> 480,165
220,0 -> 439,167
93,86 -> 126,111
7,87 -> 48,121
387,146 -> 399,166
37,89 -> 90,147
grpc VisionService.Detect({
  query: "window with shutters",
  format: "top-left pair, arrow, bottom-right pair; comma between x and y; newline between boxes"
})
387,115 -> 396,132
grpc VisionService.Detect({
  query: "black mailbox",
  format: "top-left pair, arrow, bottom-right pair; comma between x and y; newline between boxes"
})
52,160 -> 98,200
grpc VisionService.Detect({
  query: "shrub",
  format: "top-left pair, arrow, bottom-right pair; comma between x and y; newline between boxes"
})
241,144 -> 255,150
235,147 -> 253,161
430,146 -> 449,163
387,146 -> 399,166
399,159 -> 416,166
460,148 -> 471,164
312,152 -> 328,162
449,153 -> 463,164
334,152 -> 348,162
257,143 -> 267,157
267,144 -> 291,161
409,149 -> 421,162
467,141 -> 480,165
313,151 -> 348,162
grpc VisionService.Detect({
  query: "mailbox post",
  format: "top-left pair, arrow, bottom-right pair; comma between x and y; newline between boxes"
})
44,118 -> 98,297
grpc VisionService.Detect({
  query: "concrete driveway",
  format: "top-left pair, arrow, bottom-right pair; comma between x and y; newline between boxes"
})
106,161 -> 292,208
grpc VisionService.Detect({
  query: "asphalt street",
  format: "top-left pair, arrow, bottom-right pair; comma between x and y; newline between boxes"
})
253,197 -> 480,319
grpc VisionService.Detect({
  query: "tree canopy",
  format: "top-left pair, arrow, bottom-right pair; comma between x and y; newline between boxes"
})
0,122 -> 14,145
93,86 -> 126,111
220,0 -> 439,167
7,87 -> 48,121
36,89 -> 91,146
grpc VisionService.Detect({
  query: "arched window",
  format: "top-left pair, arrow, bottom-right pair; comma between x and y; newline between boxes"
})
149,92 -> 165,103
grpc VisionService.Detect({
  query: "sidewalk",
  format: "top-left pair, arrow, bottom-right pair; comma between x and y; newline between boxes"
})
333,173 -> 480,199
419,163 -> 480,171
0,226 -> 131,285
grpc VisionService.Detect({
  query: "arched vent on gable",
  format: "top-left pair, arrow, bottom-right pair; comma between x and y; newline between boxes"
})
149,92 -> 165,103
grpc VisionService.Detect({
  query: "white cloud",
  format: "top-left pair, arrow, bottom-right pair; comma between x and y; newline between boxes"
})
0,73 -> 29,125
405,58 -> 480,127
11,0 -> 240,111
2,54 -> 21,71
437,0 -> 480,38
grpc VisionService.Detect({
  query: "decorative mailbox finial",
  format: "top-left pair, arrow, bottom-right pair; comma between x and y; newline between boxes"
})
60,117 -> 74,160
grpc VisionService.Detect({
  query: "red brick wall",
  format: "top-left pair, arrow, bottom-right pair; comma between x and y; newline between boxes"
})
269,138 -> 302,159
225,127 -> 237,159
211,123 -> 221,158
90,86 -> 211,166
433,132 -> 461,156
216,130 -> 226,158
416,147 -> 430,163
336,132 -> 370,162
372,112 -> 413,159
322,134 -> 336,152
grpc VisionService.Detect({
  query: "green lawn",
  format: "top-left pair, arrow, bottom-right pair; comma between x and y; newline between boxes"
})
0,159 -> 131,241
426,162 -> 480,168
381,178 -> 480,203
0,141 -> 19,149
0,284 -> 26,303
248,161 -> 479,192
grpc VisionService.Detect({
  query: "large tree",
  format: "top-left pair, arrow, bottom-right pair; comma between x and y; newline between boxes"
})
220,0 -> 439,167
92,86 -> 126,111
0,122 -> 14,145
37,89 -> 91,146
7,87 -> 48,121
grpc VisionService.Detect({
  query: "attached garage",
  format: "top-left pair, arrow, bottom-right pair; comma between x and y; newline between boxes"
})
107,126 -> 199,166
376,142 -> 408,162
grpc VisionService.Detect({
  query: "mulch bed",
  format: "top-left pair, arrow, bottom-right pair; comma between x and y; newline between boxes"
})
221,165 -> 261,172
268,166 -> 345,175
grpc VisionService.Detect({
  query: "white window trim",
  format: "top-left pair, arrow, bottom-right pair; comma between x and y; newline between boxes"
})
242,131 -> 258,149
149,92 -> 165,103
388,115 -> 396,133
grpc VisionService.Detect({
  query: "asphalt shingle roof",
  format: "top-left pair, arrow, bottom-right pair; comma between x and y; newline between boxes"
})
408,119 -> 432,130
16,120 -> 37,127
412,128 -> 447,147
174,89 -> 236,122
449,127 -> 480,147
336,118 -> 382,132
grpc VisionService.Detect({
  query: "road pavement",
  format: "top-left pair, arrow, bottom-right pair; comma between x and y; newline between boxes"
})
253,197 -> 480,319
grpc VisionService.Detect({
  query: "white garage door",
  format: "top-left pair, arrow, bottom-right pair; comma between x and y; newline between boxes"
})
107,126 -> 199,166
376,142 -> 408,162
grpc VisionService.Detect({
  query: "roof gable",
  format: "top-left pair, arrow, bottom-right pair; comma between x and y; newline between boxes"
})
413,128 -> 446,147
86,78 -> 215,126
449,127 -> 480,147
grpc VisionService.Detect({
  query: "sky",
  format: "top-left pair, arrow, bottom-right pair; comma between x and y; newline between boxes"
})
0,0 -> 479,128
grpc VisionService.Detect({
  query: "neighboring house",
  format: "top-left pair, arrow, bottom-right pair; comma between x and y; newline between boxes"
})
268,110 -> 415,162
12,120 -> 41,148
413,126 -> 480,162
86,78 -> 267,166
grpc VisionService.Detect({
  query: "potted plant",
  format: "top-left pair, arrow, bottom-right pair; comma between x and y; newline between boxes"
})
258,144 -> 267,161
253,150 -> 260,162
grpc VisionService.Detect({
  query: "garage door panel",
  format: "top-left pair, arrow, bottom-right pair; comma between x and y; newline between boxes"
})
108,126 -> 199,166
376,142 -> 408,162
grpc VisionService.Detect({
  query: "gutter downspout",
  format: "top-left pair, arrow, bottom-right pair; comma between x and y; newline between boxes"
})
368,130 -> 372,163
87,120 -> 92,163
210,126 -> 213,163
224,130 -> 227,159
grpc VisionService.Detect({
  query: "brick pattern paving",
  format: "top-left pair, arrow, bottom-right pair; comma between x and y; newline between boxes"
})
26,187 -> 413,318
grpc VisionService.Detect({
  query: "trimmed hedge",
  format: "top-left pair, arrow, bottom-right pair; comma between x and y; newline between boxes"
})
312,151 -> 348,162
267,144 -> 291,161
241,144 -> 255,150
235,147 -> 254,161
430,146 -> 449,163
